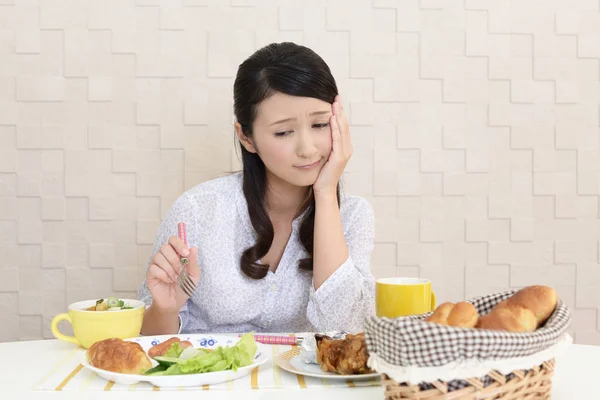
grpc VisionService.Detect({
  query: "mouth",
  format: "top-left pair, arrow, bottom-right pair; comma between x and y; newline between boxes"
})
294,159 -> 321,170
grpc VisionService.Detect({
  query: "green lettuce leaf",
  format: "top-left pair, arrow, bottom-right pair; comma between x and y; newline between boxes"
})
164,342 -> 185,358
235,332 -> 257,367
158,332 -> 258,376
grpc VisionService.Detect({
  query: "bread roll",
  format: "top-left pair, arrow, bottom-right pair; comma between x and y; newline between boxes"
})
504,285 -> 558,325
477,286 -> 558,333
477,305 -> 537,332
425,302 -> 479,328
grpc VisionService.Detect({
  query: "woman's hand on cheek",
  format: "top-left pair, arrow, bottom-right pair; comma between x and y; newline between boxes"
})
313,95 -> 353,197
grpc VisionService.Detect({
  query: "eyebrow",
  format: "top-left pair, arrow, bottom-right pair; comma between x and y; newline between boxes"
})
269,110 -> 331,126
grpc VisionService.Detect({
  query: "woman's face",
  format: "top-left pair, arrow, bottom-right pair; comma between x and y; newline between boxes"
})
240,92 -> 333,188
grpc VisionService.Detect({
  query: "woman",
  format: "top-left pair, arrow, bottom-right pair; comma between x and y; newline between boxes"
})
137,42 -> 375,335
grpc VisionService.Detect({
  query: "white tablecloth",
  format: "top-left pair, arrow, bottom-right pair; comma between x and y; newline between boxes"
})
1,338 -> 597,399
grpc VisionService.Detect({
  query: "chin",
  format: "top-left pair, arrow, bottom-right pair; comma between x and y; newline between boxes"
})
267,165 -> 323,188
290,176 -> 318,188
285,170 -> 320,188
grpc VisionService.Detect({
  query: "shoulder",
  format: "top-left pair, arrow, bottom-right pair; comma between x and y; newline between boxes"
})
166,172 -> 243,218
339,193 -> 374,227
184,172 -> 243,206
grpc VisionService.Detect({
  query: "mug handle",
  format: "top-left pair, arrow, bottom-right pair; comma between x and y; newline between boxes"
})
51,313 -> 80,346
430,291 -> 437,311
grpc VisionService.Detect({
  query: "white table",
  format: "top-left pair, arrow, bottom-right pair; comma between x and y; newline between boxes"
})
1,339 -> 597,399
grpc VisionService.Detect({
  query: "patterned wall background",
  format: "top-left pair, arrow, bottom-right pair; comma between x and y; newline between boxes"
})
0,0 -> 599,344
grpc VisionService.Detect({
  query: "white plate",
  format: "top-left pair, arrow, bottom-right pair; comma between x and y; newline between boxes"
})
276,348 -> 381,380
82,334 -> 270,388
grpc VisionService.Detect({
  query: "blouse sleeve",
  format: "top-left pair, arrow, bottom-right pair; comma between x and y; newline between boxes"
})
306,196 -> 376,333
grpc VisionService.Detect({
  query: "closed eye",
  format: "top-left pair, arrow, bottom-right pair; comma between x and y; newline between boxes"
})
313,123 -> 330,129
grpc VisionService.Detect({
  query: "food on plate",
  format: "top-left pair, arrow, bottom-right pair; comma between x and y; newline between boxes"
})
147,337 -> 193,358
477,285 -> 558,333
425,302 -> 479,328
315,332 -> 372,375
86,297 -> 134,311
87,338 -> 152,374
87,333 -> 259,376
144,332 -> 257,376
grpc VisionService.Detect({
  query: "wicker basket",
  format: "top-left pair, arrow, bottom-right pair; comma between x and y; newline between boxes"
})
364,289 -> 572,400
382,359 -> 555,399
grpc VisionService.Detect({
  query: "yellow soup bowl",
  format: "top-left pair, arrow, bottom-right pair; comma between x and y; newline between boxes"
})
51,299 -> 146,349
376,278 -> 436,318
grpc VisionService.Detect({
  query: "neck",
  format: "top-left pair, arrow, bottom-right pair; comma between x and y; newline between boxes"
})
264,170 -> 311,220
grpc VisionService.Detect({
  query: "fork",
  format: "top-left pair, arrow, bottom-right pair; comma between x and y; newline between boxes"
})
177,222 -> 196,297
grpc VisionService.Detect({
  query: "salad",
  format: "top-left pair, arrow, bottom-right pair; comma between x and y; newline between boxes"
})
86,297 -> 134,311
144,333 -> 258,376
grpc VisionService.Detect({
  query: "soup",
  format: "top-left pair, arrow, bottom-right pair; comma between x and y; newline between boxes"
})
86,297 -> 135,311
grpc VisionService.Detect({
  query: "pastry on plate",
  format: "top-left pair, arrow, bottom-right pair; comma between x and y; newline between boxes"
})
87,338 -> 152,374
315,332 -> 372,375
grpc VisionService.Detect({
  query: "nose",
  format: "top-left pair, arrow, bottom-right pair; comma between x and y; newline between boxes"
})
295,129 -> 318,159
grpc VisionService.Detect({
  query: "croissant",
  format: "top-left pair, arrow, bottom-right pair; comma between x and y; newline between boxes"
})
425,302 -> 479,328
87,338 -> 152,374
477,286 -> 558,333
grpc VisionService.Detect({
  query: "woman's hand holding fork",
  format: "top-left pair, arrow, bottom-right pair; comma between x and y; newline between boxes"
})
146,233 -> 200,314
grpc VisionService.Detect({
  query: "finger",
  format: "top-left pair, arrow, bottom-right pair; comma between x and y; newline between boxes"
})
331,97 -> 348,139
332,96 -> 340,116
147,263 -> 173,285
186,247 -> 200,283
336,97 -> 350,136
168,235 -> 190,258
330,114 -> 342,154
153,252 -> 179,282
335,95 -> 346,113
160,243 -> 185,274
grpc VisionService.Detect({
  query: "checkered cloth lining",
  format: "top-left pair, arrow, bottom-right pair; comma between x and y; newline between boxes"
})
364,289 -> 571,391
364,289 -> 571,369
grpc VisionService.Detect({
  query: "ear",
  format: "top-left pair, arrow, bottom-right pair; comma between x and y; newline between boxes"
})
234,122 -> 257,153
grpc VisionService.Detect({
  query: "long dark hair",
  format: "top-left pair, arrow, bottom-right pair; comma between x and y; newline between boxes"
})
233,42 -> 341,280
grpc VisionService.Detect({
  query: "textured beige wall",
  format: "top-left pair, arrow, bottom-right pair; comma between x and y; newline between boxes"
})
0,0 -> 599,344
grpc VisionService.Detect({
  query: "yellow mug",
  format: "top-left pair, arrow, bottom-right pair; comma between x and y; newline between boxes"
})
376,278 -> 436,318
51,299 -> 146,349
